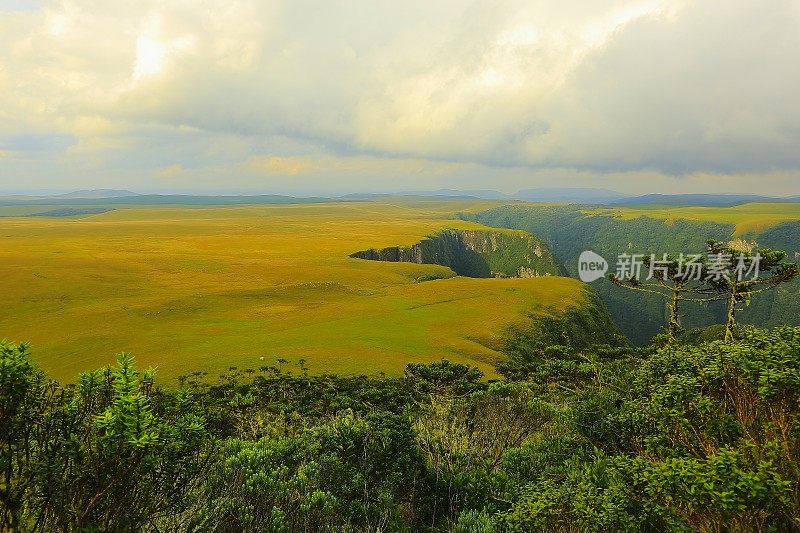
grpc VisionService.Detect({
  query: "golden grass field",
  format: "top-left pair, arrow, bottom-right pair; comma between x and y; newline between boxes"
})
597,202 -> 800,235
1,199 -> 587,383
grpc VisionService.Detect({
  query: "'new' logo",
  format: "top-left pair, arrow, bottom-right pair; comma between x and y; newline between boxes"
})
578,251 -> 608,282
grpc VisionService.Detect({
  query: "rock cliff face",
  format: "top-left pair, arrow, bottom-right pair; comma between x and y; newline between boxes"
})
350,229 -> 563,278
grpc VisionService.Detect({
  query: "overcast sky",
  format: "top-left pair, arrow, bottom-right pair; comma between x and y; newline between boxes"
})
1,0 -> 799,195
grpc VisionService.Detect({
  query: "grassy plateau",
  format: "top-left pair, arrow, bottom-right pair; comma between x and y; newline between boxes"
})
596,202 -> 800,235
0,199 -> 588,382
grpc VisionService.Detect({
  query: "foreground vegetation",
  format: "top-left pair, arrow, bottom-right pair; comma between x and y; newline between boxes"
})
3,325 -> 800,531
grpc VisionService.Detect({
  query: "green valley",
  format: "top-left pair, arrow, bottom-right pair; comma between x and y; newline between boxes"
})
464,202 -> 800,344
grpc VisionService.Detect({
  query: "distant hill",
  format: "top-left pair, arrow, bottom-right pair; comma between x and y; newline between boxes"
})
355,190 -> 800,206
614,193 -> 800,207
342,188 -> 624,203
0,194 -> 332,206
340,193 -> 476,200
513,187 -> 624,204
55,189 -> 141,199
403,189 -> 507,199
4,189 -> 798,207
342,189 -> 506,200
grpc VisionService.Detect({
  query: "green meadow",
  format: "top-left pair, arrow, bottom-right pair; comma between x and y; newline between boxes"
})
0,199 -> 587,382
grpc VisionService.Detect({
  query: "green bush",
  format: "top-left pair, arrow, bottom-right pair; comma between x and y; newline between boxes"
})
4,328 -> 800,531
504,327 -> 800,531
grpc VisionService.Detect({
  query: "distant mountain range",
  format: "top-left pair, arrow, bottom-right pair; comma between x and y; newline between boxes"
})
0,193 -> 331,206
54,189 -> 140,199
514,188 -> 624,203
0,188 -> 798,207
611,193 -> 800,207
342,189 -> 508,200
342,188 -> 624,203
382,189 -> 800,206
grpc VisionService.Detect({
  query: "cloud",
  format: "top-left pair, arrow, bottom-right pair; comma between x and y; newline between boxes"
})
0,133 -> 76,152
246,156 -> 315,176
531,0 -> 800,174
0,0 -> 799,193
156,163 -> 184,178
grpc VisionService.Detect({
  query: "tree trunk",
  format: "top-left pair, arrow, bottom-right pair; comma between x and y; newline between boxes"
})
667,290 -> 681,343
725,284 -> 738,342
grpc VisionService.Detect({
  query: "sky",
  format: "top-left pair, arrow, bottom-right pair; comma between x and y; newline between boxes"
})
1,0 -> 799,196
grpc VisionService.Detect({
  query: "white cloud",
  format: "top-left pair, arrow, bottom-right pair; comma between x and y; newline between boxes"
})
0,0 -> 799,194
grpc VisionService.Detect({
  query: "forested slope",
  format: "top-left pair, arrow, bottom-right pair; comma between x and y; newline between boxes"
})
462,205 -> 800,344
351,228 -> 562,278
